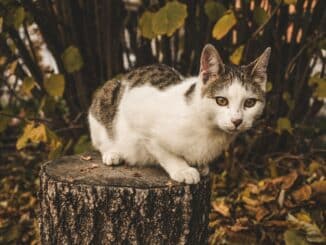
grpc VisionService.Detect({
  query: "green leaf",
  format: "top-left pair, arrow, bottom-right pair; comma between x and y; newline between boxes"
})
212,10 -> 237,40
253,7 -> 269,26
11,7 -> 25,29
282,92 -> 295,110
266,81 -> 273,92
21,77 -> 36,96
204,1 -> 226,22
46,127 -> 63,159
62,46 -> 84,73
74,135 -> 92,154
276,117 -> 293,134
152,1 -> 187,37
287,214 -> 326,243
0,111 -> 11,133
44,74 -> 65,97
284,230 -> 309,245
139,11 -> 156,39
309,76 -> 326,98
284,0 -> 297,5
229,45 -> 244,65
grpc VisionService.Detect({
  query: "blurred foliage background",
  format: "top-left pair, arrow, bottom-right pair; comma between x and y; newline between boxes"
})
0,0 -> 325,244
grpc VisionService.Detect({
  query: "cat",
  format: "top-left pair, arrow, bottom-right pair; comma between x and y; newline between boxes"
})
88,44 -> 271,184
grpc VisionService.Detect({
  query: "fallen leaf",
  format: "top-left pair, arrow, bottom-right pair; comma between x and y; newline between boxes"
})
80,155 -> 92,161
287,214 -> 326,243
212,200 -> 230,217
242,196 -> 260,206
284,229 -> 309,245
264,220 -> 289,227
255,206 -> 269,221
281,171 -> 298,190
311,180 -> 326,195
292,185 -> 312,202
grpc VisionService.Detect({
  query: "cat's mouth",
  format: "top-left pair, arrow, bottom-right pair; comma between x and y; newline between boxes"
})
225,128 -> 240,134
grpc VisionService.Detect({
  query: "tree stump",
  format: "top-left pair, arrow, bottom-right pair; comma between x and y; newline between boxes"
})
39,152 -> 211,244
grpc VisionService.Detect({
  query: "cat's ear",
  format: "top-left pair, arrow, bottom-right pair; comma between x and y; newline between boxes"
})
199,44 -> 224,83
243,47 -> 271,90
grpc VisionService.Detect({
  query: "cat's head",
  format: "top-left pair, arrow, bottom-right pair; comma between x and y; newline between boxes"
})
199,44 -> 271,134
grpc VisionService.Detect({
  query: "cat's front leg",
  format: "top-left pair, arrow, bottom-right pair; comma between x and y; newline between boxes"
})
146,141 -> 200,184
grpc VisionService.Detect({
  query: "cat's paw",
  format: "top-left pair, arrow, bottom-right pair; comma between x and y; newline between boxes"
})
102,152 -> 122,166
170,167 -> 200,184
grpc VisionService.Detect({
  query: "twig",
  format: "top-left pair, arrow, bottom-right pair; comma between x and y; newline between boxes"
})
0,112 -> 52,124
285,33 -> 325,79
250,2 -> 281,40
54,125 -> 84,133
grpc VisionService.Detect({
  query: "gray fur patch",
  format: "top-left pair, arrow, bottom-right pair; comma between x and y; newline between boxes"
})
184,83 -> 196,103
125,64 -> 183,90
89,79 -> 125,139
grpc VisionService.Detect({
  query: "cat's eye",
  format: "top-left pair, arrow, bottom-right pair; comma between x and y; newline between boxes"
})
244,98 -> 257,108
215,97 -> 228,106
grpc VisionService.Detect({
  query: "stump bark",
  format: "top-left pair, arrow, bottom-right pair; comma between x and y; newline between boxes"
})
39,152 -> 210,245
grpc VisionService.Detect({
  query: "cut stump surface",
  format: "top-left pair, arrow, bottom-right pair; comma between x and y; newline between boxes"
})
39,152 -> 210,244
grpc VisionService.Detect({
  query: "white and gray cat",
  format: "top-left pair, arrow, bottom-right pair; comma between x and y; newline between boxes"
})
88,44 -> 270,184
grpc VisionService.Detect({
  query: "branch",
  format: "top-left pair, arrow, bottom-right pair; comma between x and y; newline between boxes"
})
250,2 -> 281,40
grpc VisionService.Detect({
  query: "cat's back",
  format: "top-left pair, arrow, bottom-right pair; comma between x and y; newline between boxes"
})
123,64 -> 183,90
89,64 -> 185,135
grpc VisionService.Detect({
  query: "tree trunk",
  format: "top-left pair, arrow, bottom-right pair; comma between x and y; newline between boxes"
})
38,152 -> 210,244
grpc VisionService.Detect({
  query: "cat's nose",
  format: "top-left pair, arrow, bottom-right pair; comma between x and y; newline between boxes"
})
232,119 -> 243,128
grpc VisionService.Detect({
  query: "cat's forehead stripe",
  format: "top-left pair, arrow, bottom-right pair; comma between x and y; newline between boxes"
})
202,64 -> 265,99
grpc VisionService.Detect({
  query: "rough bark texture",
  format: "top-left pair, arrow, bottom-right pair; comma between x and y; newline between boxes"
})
39,152 -> 210,245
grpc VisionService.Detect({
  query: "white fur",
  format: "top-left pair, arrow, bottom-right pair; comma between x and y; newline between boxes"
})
88,77 -> 264,184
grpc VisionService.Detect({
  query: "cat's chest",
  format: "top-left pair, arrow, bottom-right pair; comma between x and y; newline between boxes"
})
177,129 -> 234,165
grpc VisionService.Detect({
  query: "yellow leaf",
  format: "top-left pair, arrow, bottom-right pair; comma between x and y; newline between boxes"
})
139,11 -> 156,39
276,117 -> 293,134
266,81 -> 273,92
21,77 -> 36,96
44,74 -> 65,97
16,123 -> 47,150
309,76 -> 326,98
152,1 -> 187,37
295,211 -> 312,223
204,1 -> 226,22
16,122 -> 63,159
62,46 -> 84,73
229,45 -> 244,65
152,8 -> 169,36
212,10 -> 237,40
7,60 -> 18,75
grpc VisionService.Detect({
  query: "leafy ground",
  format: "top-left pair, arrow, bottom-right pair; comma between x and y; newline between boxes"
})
209,152 -> 326,244
0,146 -> 325,244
